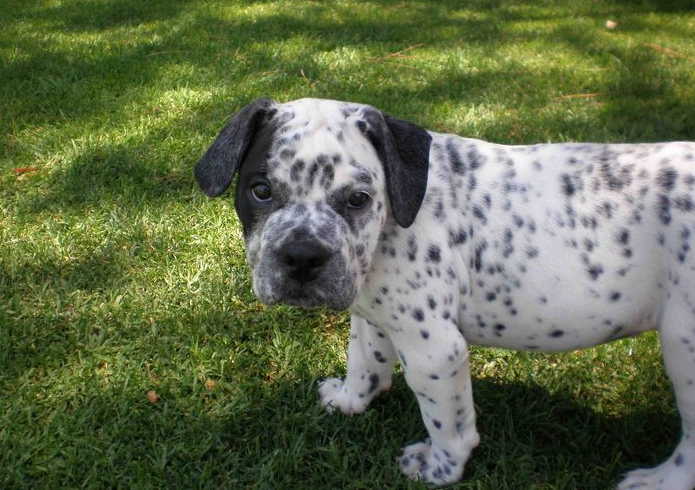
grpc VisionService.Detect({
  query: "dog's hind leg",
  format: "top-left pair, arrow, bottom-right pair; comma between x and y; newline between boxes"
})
618,293 -> 695,490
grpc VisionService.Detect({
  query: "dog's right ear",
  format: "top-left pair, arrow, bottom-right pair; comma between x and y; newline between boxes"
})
194,98 -> 276,197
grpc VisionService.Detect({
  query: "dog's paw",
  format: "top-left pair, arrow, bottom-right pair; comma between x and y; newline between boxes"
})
318,378 -> 369,415
399,439 -> 464,487
617,459 -> 695,490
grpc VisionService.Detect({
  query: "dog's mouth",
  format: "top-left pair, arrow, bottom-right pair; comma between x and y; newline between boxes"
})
278,288 -> 339,309
263,280 -> 356,311
252,258 -> 357,311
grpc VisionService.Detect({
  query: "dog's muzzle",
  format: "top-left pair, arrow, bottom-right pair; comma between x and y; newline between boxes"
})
253,236 -> 357,311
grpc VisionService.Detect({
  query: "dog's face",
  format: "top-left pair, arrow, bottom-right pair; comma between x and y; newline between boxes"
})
236,100 -> 390,310
195,98 -> 431,310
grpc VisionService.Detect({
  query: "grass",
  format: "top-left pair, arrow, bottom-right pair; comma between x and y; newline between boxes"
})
1,0 -> 694,488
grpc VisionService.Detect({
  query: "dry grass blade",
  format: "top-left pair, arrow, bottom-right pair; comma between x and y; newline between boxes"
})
553,92 -> 604,100
300,69 -> 316,87
642,42 -> 691,59
370,43 -> 426,63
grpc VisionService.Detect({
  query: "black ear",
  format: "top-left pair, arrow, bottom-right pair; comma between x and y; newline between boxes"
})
194,98 -> 275,197
362,109 -> 432,228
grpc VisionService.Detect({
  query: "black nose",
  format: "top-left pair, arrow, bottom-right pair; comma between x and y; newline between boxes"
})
279,241 -> 332,284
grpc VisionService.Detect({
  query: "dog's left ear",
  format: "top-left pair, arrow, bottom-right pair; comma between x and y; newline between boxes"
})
195,98 -> 275,197
362,109 -> 432,228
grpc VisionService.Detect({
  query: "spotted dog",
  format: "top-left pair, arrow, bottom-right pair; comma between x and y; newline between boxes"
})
194,98 -> 695,489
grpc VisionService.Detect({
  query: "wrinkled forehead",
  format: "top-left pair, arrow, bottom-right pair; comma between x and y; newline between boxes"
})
265,99 -> 382,194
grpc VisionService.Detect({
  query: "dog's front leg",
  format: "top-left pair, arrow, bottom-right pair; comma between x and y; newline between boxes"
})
395,330 -> 479,486
319,314 -> 395,414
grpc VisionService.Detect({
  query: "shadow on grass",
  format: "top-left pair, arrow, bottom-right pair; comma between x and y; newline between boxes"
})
4,0 -> 693,129
611,0 -> 695,12
27,141 -> 195,212
0,365 -> 679,488
3,0 -> 693,216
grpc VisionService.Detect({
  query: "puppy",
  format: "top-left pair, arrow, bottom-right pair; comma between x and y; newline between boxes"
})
195,97 -> 695,489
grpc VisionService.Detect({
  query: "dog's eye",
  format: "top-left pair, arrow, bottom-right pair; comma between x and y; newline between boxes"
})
251,183 -> 272,202
347,191 -> 370,209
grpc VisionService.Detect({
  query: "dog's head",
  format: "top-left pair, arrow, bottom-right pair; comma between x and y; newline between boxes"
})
194,98 -> 431,310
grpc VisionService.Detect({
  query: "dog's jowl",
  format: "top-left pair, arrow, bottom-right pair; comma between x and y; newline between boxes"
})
195,98 -> 695,489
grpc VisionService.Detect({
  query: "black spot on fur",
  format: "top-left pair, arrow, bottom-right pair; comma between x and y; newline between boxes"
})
412,308 -> 425,322
474,241 -> 487,272
587,264 -> 604,280
468,147 -> 485,169
368,373 -> 379,393
428,296 -> 437,310
407,236 -> 418,262
449,227 -> 468,246
600,155 -> 631,191
657,194 -> 672,225
472,205 -> 487,224
675,195 -> 694,212
597,201 -> 614,219
290,159 -> 305,182
617,228 -> 630,245
657,167 -> 678,192
561,174 -> 575,197
319,163 -> 335,189
581,216 -> 598,230
427,245 -> 442,263
447,139 -> 466,175
306,161 -> 319,187
503,228 -> 514,258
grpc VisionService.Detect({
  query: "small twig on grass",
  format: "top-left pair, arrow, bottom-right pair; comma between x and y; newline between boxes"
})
300,69 -> 316,87
643,42 -> 691,59
384,42 -> 426,59
370,43 -> 426,63
146,50 -> 190,57
231,52 -> 250,63
383,1 -> 406,10
380,61 -> 421,71
11,166 -> 38,175
553,92 -> 604,101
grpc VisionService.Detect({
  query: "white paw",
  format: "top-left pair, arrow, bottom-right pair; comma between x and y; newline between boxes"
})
399,439 -> 464,486
318,378 -> 369,415
618,459 -> 695,490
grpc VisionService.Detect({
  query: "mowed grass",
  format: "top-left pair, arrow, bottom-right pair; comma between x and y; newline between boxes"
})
1,0 -> 695,488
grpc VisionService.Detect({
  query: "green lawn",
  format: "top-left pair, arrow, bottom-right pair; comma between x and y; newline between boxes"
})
2,0 -> 694,488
